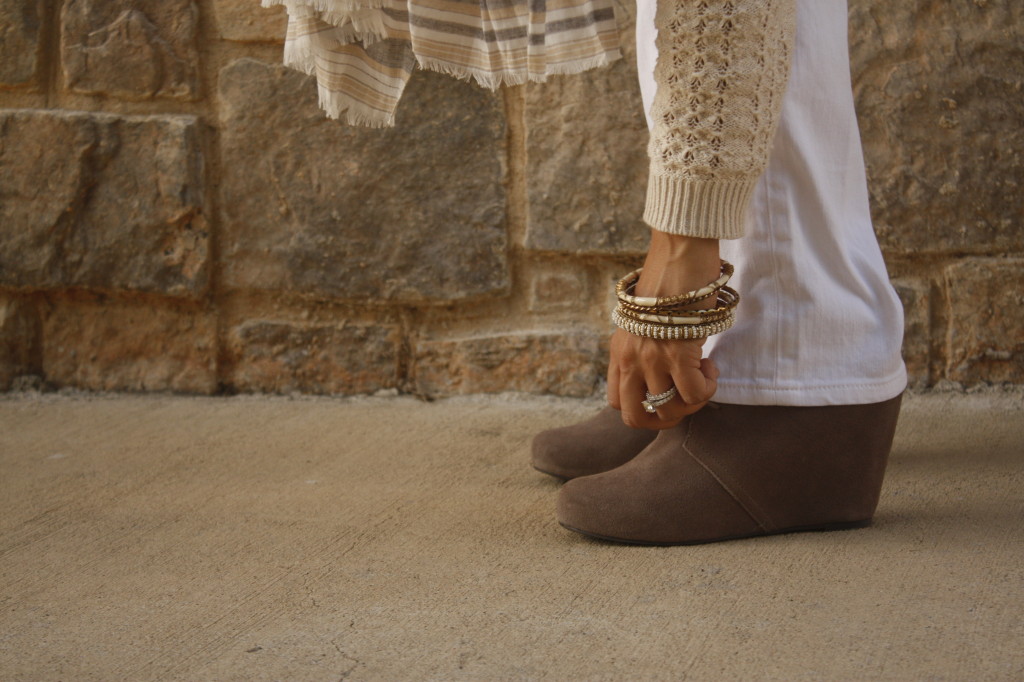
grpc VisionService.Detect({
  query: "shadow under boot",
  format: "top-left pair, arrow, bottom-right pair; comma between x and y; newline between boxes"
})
531,405 -> 659,481
557,394 -> 903,545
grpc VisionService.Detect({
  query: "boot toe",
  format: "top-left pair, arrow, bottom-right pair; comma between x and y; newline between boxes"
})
555,451 -> 704,545
530,406 -> 658,481
556,472 -> 645,542
530,430 -> 571,480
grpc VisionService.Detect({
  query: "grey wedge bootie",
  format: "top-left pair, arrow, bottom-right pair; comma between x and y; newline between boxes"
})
531,405 -> 659,481
557,394 -> 903,545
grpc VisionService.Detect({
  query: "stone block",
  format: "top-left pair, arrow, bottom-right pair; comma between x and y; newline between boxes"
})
61,0 -> 200,100
0,109 -> 208,297
523,2 -> 650,255
599,261 -> 640,322
226,319 -> 400,395
218,58 -> 508,303
892,278 -> 931,387
41,295 -> 217,393
944,259 -> 1024,384
850,2 -> 1024,254
412,329 -> 601,397
528,270 -> 589,313
214,0 -> 286,43
0,0 -> 43,88
0,295 -> 38,390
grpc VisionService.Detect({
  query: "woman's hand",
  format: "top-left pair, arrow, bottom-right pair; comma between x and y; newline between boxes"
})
607,231 -> 722,429
607,330 -> 719,429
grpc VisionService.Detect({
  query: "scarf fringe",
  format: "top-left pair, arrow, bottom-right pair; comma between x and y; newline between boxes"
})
282,43 -> 399,128
282,38 -> 318,75
262,0 -> 622,127
312,8 -> 388,33
315,11 -> 388,45
267,0 -> 390,48
261,0 -> 387,19
415,52 -> 621,91
280,49 -> 623,128
318,83 -> 396,127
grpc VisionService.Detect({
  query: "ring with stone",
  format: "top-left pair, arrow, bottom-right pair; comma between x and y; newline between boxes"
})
642,386 -> 678,413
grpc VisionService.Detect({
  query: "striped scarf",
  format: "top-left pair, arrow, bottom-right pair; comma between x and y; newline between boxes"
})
262,0 -> 622,127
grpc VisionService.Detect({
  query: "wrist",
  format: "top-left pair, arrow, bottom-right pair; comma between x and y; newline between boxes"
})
635,232 -> 721,301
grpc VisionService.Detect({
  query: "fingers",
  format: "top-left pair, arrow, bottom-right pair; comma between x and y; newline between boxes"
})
612,339 -> 721,430
700,357 -> 719,399
662,368 -> 710,423
701,357 -> 720,380
650,392 -> 693,425
668,357 -> 719,415
670,361 -> 717,407
607,359 -> 621,410
618,369 -> 651,428
621,361 -> 693,430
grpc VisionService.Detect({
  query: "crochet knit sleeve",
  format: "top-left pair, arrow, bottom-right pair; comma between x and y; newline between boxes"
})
644,0 -> 797,239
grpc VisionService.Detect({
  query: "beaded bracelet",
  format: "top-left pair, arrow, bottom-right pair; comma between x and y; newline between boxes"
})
618,306 -> 734,326
611,308 -> 736,340
616,260 -> 734,309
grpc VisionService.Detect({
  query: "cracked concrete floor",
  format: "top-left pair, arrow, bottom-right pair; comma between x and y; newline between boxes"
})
1,389 -> 1022,681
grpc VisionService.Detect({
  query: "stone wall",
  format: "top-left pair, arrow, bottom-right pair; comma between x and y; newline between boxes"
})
1,0 -> 1021,397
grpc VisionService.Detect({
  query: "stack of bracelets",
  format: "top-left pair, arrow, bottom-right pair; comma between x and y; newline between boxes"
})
612,259 -> 739,340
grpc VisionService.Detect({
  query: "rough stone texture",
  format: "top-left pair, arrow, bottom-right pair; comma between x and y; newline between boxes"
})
0,295 -> 37,390
850,1 -> 1024,254
523,1 -> 650,255
226,319 -> 400,395
214,0 -> 286,43
412,330 -> 601,397
61,0 -> 200,100
218,59 -> 508,304
0,110 -> 208,297
944,259 -> 1024,384
600,264 -> 635,323
0,0 -> 43,88
528,270 -> 589,312
0,2 -> 1022,397
41,295 -> 216,393
892,278 -> 931,387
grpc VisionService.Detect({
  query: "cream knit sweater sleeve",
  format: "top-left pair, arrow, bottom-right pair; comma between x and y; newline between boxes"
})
644,0 -> 797,239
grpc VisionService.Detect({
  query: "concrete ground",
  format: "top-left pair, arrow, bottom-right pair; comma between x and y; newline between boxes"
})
0,389 -> 1022,681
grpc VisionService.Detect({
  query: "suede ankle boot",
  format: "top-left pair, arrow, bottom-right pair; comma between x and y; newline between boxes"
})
531,405 -> 659,481
556,394 -> 903,545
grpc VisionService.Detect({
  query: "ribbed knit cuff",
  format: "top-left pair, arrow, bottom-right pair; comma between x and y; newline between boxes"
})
643,175 -> 759,239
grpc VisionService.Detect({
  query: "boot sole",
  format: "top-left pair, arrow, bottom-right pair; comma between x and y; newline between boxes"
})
532,465 -> 569,482
559,518 -> 873,547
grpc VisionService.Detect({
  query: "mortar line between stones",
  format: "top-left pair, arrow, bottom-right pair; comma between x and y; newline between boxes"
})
40,0 -> 60,107
198,0 -> 232,395
503,85 -> 528,253
501,84 -> 531,356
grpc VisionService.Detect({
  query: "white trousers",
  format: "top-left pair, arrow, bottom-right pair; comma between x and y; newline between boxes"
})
635,0 -> 907,406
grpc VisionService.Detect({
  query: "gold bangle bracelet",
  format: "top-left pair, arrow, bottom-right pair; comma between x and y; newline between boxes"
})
617,286 -> 740,319
616,260 -> 734,308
